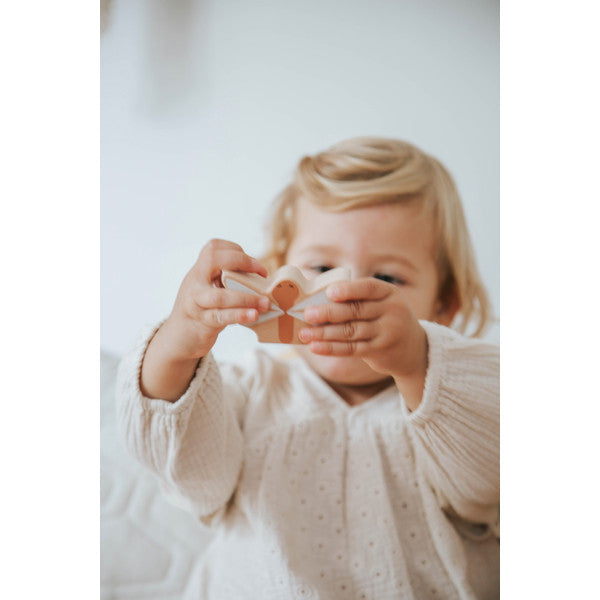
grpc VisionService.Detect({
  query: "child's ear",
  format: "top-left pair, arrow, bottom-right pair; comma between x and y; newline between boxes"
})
434,280 -> 460,327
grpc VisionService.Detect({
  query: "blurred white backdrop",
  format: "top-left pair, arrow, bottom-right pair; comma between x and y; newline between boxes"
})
101,0 -> 499,362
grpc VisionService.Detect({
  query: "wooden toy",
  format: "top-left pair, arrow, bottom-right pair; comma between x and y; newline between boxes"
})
221,265 -> 351,344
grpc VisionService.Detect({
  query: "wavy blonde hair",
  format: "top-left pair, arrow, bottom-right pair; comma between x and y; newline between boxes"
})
262,137 -> 493,337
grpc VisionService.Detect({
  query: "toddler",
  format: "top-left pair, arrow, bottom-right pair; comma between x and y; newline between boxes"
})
116,137 -> 499,599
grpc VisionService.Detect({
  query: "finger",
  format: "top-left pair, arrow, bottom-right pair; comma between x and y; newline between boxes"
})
201,307 -> 261,328
201,238 -> 245,252
304,300 -> 381,325
326,278 -> 391,302
214,249 -> 267,278
199,245 -> 268,282
298,321 -> 374,344
306,340 -> 370,356
194,287 -> 270,312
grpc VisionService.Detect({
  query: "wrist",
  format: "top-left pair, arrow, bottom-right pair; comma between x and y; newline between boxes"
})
392,326 -> 428,411
140,321 -> 204,401
159,315 -> 214,362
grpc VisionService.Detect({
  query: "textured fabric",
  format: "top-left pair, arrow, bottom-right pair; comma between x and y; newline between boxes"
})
101,350 -> 214,598
116,321 -> 499,599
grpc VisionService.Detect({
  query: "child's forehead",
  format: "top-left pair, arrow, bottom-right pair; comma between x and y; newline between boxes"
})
288,198 -> 438,261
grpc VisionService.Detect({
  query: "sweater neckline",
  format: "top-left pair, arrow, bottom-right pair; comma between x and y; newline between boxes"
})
291,351 -> 403,417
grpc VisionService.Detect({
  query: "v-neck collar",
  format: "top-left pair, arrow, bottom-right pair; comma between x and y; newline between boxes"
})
290,351 -> 404,418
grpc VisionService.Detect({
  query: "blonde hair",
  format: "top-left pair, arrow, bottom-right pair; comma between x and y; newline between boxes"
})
262,137 -> 493,337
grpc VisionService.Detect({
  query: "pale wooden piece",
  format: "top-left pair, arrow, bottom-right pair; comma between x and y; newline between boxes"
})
221,265 -> 351,344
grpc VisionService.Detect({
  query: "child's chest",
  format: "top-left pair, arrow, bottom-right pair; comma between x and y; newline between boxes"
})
225,413 -> 445,592
240,416 -> 421,529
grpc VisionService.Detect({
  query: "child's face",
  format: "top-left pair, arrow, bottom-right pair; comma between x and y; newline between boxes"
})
286,197 -> 447,389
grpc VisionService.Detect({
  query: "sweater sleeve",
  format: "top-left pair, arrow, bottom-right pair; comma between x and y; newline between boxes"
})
406,321 -> 500,529
115,324 -> 245,525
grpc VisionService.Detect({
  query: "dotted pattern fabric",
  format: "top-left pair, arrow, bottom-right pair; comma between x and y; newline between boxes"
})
115,321 -> 499,599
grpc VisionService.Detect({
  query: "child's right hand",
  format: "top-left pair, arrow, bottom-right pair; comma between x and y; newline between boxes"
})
140,239 -> 269,400
163,239 -> 270,359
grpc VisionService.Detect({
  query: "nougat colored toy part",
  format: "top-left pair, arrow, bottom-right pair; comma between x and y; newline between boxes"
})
221,265 -> 351,344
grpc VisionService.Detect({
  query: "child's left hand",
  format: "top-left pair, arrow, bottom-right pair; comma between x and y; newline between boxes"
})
298,278 -> 428,409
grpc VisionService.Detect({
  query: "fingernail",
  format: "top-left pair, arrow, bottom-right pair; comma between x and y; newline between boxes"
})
305,307 -> 318,321
327,285 -> 340,300
246,309 -> 258,321
310,341 -> 327,353
258,296 -> 270,310
298,328 -> 312,342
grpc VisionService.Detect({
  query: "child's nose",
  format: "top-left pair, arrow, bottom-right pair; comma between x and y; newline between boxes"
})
346,266 -> 365,280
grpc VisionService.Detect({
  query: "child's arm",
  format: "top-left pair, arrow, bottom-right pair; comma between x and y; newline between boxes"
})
115,239 -> 270,522
116,327 -> 250,524
298,279 -> 499,525
406,321 -> 499,527
140,239 -> 270,401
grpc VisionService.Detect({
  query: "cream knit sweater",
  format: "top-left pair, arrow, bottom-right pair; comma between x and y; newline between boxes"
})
116,320 -> 499,599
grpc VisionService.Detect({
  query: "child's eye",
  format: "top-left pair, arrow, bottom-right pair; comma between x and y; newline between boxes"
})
373,273 -> 406,286
310,265 -> 333,274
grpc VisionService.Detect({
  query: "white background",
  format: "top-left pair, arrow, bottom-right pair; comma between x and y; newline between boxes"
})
101,0 -> 500,361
